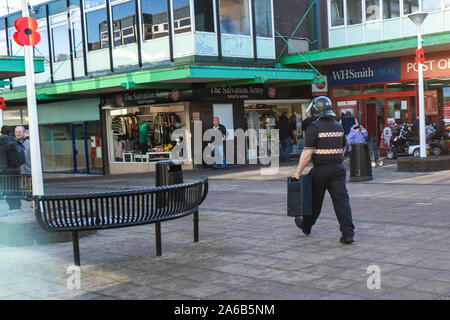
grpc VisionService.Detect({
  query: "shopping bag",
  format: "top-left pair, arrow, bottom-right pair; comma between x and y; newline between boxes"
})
287,175 -> 312,217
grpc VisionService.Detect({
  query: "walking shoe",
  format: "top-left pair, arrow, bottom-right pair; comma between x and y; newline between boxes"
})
294,217 -> 311,235
339,235 -> 354,244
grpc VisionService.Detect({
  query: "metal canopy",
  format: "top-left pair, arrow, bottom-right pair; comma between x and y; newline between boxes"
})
2,64 -> 319,103
0,56 -> 45,82
279,31 -> 450,66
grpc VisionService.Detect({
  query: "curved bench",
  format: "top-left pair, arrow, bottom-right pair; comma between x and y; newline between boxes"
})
0,175 -> 32,201
34,178 -> 208,266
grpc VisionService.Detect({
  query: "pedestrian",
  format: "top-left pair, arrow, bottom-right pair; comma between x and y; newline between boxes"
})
301,110 -> 316,136
210,117 -> 227,169
15,126 -> 31,174
340,111 -> 358,137
293,96 -> 355,244
346,124 -> 368,152
276,112 -> 294,162
0,126 -> 26,215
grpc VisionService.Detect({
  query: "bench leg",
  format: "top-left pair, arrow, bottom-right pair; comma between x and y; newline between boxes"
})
193,209 -> 199,243
72,231 -> 81,266
155,222 -> 162,256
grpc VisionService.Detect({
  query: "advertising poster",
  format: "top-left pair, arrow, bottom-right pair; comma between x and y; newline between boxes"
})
424,90 -> 439,116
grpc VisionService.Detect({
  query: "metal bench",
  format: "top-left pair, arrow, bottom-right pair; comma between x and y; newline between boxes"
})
34,178 -> 208,266
0,175 -> 33,201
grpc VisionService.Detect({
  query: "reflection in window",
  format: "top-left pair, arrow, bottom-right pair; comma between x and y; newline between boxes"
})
254,0 -> 272,37
51,14 -> 70,63
86,8 -> 108,51
194,0 -> 214,32
383,0 -> 400,19
347,0 -> 362,25
0,30 -> 7,56
403,0 -> 418,15
423,0 -> 442,12
85,0 -> 105,10
447,0 -> 450,8
70,10 -> 83,58
34,20 -> 50,61
173,0 -> 191,34
330,0 -> 344,26
363,84 -> 384,94
332,86 -> 361,97
112,0 -> 137,46
366,0 -> 380,21
219,0 -> 250,35
141,0 -> 169,40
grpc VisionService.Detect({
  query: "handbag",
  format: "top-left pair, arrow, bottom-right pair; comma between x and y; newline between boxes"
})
287,175 -> 312,217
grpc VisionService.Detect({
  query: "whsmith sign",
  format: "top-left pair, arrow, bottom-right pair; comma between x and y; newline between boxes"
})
328,58 -> 401,87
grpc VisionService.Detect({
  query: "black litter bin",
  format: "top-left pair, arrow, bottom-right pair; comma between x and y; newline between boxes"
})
350,142 -> 373,182
155,160 -> 183,187
155,160 -> 184,209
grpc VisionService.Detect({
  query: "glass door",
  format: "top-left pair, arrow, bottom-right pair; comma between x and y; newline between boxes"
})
387,98 -> 409,125
72,122 -> 88,173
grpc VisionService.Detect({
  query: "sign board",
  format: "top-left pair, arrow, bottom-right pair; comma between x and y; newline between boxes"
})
312,77 -> 328,96
424,90 -> 439,116
401,51 -> 450,81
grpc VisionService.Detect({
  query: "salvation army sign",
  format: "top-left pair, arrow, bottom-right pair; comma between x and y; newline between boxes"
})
328,58 -> 401,87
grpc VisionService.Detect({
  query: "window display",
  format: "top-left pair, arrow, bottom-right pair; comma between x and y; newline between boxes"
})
110,104 -> 187,162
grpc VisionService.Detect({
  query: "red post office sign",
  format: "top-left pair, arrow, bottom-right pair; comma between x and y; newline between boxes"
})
401,51 -> 450,81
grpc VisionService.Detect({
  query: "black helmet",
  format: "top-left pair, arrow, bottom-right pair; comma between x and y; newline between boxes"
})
306,96 -> 336,117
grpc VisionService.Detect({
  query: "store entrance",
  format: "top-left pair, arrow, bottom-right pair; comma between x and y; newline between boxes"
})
363,99 -> 384,141
40,121 -> 103,174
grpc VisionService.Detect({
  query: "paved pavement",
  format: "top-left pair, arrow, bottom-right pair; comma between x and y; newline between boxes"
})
1,159 -> 450,300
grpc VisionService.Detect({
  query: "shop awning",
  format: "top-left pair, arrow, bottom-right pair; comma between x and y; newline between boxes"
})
0,56 -> 45,85
279,31 -> 450,66
2,64 -> 320,103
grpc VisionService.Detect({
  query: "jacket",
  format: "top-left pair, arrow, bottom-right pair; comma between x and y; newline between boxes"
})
276,116 -> 294,141
19,139 -> 31,174
346,128 -> 368,151
0,134 -> 12,174
0,134 -> 24,174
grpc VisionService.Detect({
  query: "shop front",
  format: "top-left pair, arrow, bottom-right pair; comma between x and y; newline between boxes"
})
2,98 -> 103,174
327,52 -> 450,141
101,85 -> 312,173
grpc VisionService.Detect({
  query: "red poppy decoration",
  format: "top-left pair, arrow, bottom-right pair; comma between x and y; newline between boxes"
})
415,48 -> 425,65
0,97 -> 6,110
13,17 -> 41,47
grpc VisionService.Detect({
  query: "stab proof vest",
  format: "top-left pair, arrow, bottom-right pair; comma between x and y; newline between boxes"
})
311,119 -> 345,167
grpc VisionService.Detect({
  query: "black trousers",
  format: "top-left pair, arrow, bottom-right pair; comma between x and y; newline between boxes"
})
302,163 -> 355,237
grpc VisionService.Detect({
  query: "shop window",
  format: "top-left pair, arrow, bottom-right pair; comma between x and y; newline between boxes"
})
86,8 -> 108,51
50,14 -> 70,63
219,0 -> 250,35
403,0 -> 418,15
363,84 -> 384,95
112,0 -> 137,47
446,0 -> 450,8
330,0 -> 344,26
254,0 -> 273,37
141,0 -> 169,40
0,30 -> 7,56
332,86 -> 361,97
386,82 -> 415,92
34,20 -> 50,61
194,0 -> 215,32
383,0 -> 400,19
366,0 -> 380,21
347,0 -> 362,25
110,105 -> 187,163
173,0 -> 191,34
70,10 -> 83,59
387,99 -> 409,124
423,0 -> 442,12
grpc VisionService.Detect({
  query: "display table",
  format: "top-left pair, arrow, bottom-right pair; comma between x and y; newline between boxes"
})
122,152 -> 134,162
147,152 -> 172,161
134,154 -> 150,162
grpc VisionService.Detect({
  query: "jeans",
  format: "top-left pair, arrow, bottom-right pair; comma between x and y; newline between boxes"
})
280,137 -> 291,162
212,144 -> 226,168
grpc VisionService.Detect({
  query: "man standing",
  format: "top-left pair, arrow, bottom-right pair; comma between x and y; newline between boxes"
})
211,117 -> 227,169
276,112 -> 294,162
340,111 -> 358,137
1,126 -> 25,214
301,110 -> 316,136
293,96 -> 355,244
15,126 -> 31,174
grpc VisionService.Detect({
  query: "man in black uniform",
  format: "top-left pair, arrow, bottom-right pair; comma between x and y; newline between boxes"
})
293,96 -> 355,244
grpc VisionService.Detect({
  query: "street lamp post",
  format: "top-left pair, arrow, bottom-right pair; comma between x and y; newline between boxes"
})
408,11 -> 428,158
21,0 -> 44,196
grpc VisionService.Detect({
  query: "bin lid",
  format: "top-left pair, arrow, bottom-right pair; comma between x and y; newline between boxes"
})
156,160 -> 182,171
